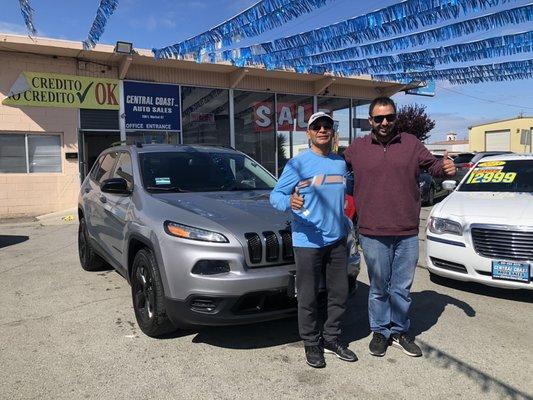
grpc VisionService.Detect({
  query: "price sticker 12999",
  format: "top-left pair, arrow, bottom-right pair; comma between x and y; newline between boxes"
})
466,171 -> 517,184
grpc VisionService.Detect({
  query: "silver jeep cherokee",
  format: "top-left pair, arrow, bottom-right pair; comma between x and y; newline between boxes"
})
78,144 -> 360,337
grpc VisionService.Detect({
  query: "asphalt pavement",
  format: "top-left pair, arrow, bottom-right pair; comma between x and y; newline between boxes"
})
0,209 -> 531,400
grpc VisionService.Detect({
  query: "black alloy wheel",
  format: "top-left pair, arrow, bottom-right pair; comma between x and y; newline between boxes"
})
131,248 -> 176,337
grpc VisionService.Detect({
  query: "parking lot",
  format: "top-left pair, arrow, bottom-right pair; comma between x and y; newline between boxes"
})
0,207 -> 531,400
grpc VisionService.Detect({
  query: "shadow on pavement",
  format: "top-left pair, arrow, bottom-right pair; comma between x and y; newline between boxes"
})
188,282 -> 477,350
0,235 -> 29,249
430,274 -> 533,304
419,338 -> 531,400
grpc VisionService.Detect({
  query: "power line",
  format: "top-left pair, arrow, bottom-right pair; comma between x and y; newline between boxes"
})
437,84 -> 533,111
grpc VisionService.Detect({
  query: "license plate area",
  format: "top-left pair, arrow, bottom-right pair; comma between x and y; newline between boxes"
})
491,260 -> 530,282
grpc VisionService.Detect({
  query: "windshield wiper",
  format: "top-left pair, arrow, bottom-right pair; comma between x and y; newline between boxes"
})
145,186 -> 187,192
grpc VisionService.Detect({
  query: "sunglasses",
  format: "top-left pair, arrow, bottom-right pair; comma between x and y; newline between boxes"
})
371,114 -> 397,123
309,122 -> 333,131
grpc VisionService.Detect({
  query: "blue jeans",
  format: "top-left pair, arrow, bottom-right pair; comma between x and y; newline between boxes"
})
359,234 -> 419,339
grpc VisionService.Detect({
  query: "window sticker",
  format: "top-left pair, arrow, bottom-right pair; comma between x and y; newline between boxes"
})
477,161 -> 506,167
155,177 -> 171,185
466,171 -> 517,184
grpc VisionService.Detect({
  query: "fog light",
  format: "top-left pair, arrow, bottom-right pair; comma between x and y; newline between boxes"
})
191,260 -> 230,275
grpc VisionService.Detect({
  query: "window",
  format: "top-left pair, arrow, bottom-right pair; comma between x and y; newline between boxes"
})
234,90 -> 276,175
0,134 -> 61,173
275,94 -> 313,172
94,152 -> 118,183
181,86 -> 230,146
139,151 -> 276,192
113,152 -> 134,190
0,134 -> 26,173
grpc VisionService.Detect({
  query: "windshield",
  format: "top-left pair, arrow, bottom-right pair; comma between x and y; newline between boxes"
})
458,160 -> 533,193
139,151 -> 277,192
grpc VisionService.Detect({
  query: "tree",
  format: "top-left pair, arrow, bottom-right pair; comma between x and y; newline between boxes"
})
394,103 -> 435,142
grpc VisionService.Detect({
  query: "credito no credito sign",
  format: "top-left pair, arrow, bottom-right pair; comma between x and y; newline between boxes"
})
2,72 -> 119,110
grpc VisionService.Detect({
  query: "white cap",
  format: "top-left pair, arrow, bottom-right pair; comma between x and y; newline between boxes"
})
307,111 -> 333,129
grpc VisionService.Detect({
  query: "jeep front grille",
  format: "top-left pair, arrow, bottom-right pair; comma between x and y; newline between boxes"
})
245,233 -> 262,264
244,230 -> 294,266
279,229 -> 294,261
263,231 -> 279,262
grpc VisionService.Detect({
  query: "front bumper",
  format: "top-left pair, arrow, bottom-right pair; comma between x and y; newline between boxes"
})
426,235 -> 532,290
164,252 -> 361,327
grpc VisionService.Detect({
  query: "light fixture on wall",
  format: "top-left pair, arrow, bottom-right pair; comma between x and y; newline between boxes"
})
114,41 -> 133,55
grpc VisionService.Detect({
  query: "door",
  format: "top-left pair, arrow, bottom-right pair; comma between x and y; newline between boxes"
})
89,151 -> 120,259
102,151 -> 134,269
80,131 -> 120,180
485,130 -> 510,151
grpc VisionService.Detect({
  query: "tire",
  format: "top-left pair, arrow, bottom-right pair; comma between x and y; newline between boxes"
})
78,217 -> 106,271
131,248 -> 176,337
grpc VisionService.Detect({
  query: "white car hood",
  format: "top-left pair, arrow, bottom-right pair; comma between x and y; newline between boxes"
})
436,191 -> 533,226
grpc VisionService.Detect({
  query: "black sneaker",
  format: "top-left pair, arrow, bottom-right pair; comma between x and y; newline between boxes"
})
323,340 -> 358,362
369,332 -> 388,357
304,345 -> 326,368
391,333 -> 422,357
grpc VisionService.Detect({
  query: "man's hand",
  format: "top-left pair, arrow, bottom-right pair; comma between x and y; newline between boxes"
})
291,187 -> 304,210
442,150 -> 456,176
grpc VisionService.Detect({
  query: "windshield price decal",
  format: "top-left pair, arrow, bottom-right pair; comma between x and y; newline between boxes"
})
466,171 -> 517,184
477,161 -> 506,167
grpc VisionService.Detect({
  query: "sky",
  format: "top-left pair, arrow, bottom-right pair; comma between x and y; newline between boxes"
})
1,0 -> 532,142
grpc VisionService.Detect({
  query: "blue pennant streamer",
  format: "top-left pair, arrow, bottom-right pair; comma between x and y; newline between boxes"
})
153,0 -> 334,60
19,0 -> 36,35
227,3 -> 530,69
83,0 -> 119,50
212,0 -> 515,65
371,59 -> 533,85
303,31 -> 533,76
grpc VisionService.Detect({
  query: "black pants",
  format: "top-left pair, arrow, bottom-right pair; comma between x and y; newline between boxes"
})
294,237 -> 348,346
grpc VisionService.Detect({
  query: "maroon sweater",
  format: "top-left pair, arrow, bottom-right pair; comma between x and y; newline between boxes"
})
344,132 -> 444,236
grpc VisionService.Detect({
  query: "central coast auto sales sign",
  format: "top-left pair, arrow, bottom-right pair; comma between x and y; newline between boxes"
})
2,72 -> 119,109
123,81 -> 180,131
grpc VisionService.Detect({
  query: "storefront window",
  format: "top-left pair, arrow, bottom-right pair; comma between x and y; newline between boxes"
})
317,97 -> 351,153
353,100 -> 372,139
181,86 -> 230,146
0,133 -> 61,173
275,94 -> 314,172
233,90 -> 276,175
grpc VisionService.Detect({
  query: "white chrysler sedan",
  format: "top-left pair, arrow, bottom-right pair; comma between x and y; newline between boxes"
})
426,154 -> 533,290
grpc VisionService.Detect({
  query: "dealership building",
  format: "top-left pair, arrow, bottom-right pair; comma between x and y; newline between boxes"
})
0,34 -> 407,218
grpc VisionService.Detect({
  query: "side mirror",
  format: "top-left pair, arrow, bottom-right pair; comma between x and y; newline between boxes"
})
442,180 -> 457,191
101,178 -> 131,194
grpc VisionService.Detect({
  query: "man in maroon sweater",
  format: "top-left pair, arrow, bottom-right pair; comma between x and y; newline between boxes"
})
344,97 -> 456,357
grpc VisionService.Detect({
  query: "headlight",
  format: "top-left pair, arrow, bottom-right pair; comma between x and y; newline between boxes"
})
164,221 -> 228,243
428,217 -> 463,236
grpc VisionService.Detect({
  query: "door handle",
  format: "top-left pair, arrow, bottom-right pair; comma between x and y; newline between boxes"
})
99,196 -> 107,203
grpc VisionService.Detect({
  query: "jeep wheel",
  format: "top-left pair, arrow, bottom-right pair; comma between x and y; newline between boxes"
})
131,248 -> 176,337
78,217 -> 106,271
